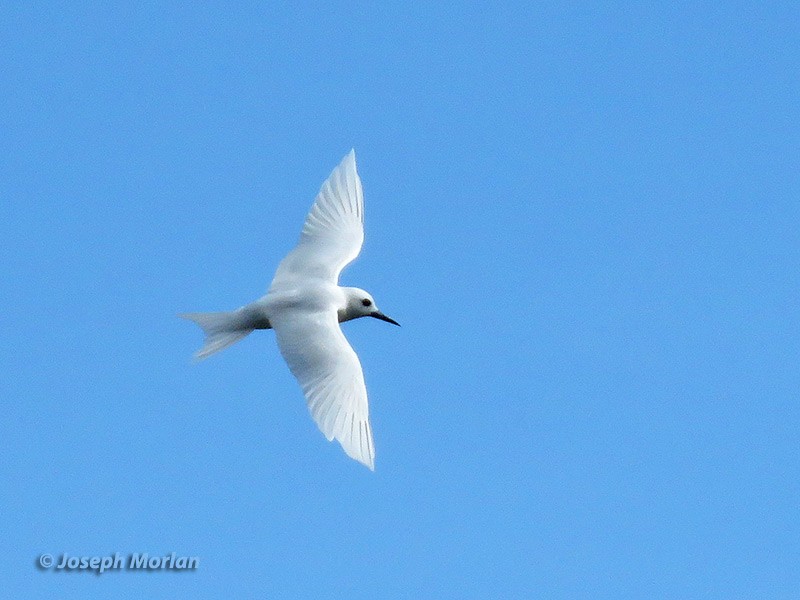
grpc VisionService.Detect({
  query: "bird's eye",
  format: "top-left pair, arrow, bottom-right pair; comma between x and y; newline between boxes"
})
361,298 -> 372,307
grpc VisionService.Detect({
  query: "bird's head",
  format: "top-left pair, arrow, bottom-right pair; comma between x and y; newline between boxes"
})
341,287 -> 400,326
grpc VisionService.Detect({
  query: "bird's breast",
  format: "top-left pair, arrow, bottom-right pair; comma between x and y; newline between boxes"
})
263,284 -> 345,319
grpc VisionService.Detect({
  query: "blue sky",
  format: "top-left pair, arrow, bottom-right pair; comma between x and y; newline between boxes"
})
2,1 -> 799,598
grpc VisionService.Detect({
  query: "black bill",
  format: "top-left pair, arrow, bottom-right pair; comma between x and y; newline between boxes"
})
371,311 -> 400,326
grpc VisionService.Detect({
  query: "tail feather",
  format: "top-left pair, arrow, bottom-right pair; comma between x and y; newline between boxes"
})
179,310 -> 253,360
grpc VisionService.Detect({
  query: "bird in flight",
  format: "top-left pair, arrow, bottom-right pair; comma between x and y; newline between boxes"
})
181,150 -> 398,470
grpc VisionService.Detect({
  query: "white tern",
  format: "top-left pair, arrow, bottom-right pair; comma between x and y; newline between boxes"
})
181,150 -> 398,470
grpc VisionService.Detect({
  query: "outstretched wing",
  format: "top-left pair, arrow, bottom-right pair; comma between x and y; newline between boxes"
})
270,309 -> 375,470
270,150 -> 364,290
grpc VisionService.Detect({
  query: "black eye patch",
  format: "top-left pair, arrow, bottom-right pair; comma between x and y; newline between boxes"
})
361,298 -> 372,307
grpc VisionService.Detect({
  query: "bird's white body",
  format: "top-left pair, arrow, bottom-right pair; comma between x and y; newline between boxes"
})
181,151 -> 398,470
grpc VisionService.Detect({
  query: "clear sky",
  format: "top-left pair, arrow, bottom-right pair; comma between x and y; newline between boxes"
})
2,2 -> 799,598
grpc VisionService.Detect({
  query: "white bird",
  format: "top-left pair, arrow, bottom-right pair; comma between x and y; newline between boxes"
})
180,150 -> 398,470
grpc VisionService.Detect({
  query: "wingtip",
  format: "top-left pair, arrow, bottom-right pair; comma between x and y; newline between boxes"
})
338,439 -> 375,471
357,454 -> 375,471
342,148 -> 357,168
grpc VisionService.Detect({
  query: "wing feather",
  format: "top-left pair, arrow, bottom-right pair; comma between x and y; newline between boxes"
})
270,150 -> 364,290
271,310 -> 375,470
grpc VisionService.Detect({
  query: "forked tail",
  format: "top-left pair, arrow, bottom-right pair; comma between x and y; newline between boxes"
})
179,310 -> 254,360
